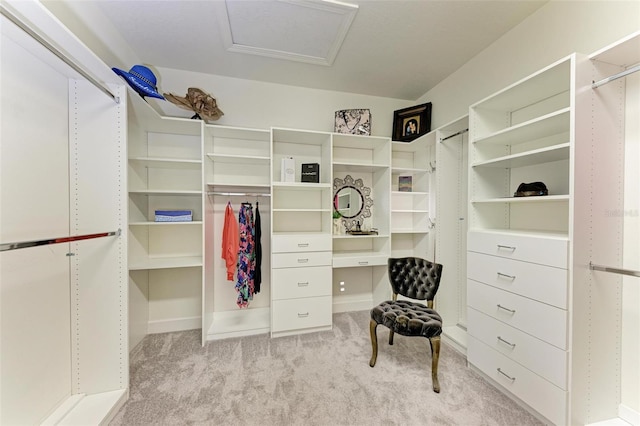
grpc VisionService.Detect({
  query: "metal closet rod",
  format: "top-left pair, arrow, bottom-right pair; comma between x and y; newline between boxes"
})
0,5 -> 119,104
592,64 -> 640,89
589,262 -> 640,278
0,229 -> 121,252
440,128 -> 469,142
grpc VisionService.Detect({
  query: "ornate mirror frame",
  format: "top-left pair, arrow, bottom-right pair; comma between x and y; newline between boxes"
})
333,175 -> 373,231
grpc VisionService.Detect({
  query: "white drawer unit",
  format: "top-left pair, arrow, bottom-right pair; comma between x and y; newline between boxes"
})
271,266 -> 332,300
467,251 -> 568,309
467,335 -> 567,425
271,296 -> 333,333
272,234 -> 332,253
272,251 -> 332,269
332,253 -> 388,268
467,279 -> 568,350
467,308 -> 568,389
468,231 -> 568,269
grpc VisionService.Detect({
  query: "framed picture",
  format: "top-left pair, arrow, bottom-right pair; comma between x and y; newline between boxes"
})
392,102 -> 432,142
334,109 -> 371,135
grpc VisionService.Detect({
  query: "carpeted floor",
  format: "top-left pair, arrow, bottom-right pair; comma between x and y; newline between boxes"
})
110,310 -> 544,426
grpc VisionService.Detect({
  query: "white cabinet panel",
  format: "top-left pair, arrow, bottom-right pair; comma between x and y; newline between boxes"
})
468,335 -> 567,425
467,279 -> 567,350
272,251 -> 332,269
468,230 -> 568,268
271,296 -> 332,332
272,266 -> 332,300
272,234 -> 331,253
467,308 -> 568,389
467,251 -> 568,308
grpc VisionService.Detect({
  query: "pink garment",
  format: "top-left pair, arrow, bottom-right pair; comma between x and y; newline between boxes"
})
221,202 -> 239,280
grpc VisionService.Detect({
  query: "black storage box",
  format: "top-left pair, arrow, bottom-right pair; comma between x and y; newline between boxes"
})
301,163 -> 320,183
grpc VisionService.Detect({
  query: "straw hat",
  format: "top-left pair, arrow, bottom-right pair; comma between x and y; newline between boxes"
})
112,65 -> 164,100
163,88 -> 224,121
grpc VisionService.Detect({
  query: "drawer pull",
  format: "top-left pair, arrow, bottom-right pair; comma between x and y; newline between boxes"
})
497,272 -> 516,280
497,336 -> 516,348
297,281 -> 309,287
497,304 -> 516,314
497,244 -> 516,251
358,261 -> 369,265
298,243 -> 309,248
297,258 -> 309,263
497,368 -> 516,382
298,312 -> 309,318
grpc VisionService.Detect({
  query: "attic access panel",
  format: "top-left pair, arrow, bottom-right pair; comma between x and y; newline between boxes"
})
217,0 -> 358,66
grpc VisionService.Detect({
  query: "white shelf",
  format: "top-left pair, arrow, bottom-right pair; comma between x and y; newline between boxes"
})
468,227 -> 569,240
333,162 -> 389,173
392,191 -> 428,196
333,234 -> 390,239
128,189 -> 202,195
129,157 -> 202,168
391,209 -> 429,213
472,143 -> 570,168
391,229 -> 429,234
129,221 -> 203,226
206,153 -> 270,164
129,256 -> 203,271
391,166 -> 429,174
272,182 -> 331,190
472,108 -> 570,146
471,194 -> 569,203
273,208 -> 331,212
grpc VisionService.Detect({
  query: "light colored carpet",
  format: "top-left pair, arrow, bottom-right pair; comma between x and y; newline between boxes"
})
110,310 -> 544,426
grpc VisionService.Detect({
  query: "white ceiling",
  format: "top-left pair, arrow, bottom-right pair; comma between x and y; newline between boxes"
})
79,0 -> 548,100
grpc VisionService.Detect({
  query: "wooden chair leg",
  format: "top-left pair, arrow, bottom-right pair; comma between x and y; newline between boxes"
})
388,330 -> 395,345
429,336 -> 441,393
369,319 -> 378,367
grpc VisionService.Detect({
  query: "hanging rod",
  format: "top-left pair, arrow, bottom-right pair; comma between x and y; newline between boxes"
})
1,229 -> 121,252
207,192 -> 271,197
440,128 -> 469,142
592,64 -> 640,89
0,5 -> 119,104
589,262 -> 640,278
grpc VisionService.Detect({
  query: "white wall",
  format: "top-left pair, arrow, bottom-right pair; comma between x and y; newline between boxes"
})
153,67 -> 411,136
417,0 -> 640,128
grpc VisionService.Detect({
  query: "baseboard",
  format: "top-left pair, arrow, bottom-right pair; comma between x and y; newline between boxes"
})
207,307 -> 270,341
620,403 -> 639,426
148,316 -> 201,334
332,296 -> 373,313
43,389 -> 128,426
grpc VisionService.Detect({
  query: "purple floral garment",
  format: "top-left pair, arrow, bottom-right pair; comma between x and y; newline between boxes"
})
235,203 -> 255,308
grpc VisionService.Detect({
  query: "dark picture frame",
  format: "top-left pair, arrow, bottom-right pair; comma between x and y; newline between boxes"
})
392,102 -> 432,142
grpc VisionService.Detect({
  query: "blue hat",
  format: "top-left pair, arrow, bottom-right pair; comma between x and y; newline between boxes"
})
112,65 -> 165,100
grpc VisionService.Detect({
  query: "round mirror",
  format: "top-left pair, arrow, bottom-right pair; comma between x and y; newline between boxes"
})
334,186 -> 364,219
333,175 -> 373,232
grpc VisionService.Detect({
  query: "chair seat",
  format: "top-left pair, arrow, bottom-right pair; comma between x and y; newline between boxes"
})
371,300 -> 442,338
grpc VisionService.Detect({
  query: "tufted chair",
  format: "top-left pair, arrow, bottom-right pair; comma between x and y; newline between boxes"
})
369,257 -> 444,392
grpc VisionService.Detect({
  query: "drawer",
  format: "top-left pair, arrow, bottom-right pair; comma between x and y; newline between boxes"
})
468,231 -> 568,268
272,234 -> 331,253
467,279 -> 567,350
272,266 -> 332,300
467,336 -> 567,425
467,251 -> 568,309
271,295 -> 332,332
467,308 -> 568,389
332,254 -> 388,268
272,251 -> 332,268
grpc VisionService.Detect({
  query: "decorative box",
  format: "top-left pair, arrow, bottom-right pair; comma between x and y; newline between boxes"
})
155,210 -> 193,222
301,163 -> 320,183
399,176 -> 412,192
281,157 -> 295,183
334,109 -> 371,135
